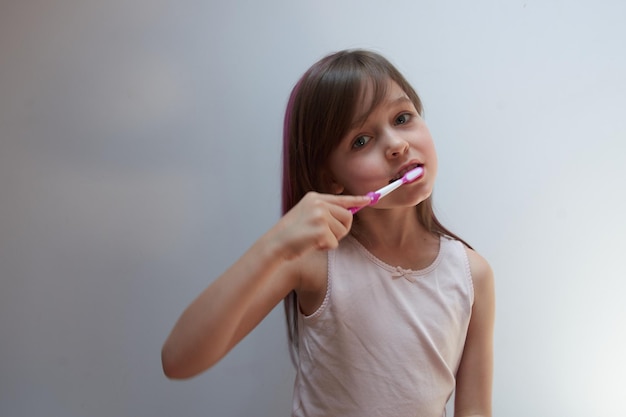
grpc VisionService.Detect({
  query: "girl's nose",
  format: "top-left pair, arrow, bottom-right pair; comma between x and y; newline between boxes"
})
385,133 -> 409,159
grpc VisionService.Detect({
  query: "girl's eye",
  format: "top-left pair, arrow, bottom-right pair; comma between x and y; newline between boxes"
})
352,135 -> 372,148
395,113 -> 411,125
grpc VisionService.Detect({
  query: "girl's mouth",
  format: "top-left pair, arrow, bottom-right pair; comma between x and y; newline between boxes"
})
389,163 -> 423,184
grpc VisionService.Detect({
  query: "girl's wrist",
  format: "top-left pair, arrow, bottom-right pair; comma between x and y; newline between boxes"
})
259,224 -> 294,262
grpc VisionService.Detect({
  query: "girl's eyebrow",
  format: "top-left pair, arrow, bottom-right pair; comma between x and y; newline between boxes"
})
350,95 -> 413,129
391,95 -> 412,106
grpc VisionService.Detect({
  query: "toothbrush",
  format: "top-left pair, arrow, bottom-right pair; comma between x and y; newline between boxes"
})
348,166 -> 424,214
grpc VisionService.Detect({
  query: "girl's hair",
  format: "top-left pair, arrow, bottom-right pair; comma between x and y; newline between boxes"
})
281,49 -> 470,364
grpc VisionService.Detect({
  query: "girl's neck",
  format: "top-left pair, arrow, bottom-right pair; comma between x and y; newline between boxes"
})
350,207 -> 440,270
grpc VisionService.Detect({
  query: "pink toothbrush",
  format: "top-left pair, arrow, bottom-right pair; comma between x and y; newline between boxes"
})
349,166 -> 424,214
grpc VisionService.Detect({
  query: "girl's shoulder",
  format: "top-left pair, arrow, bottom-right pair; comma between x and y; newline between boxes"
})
463,246 -> 495,300
464,247 -> 492,280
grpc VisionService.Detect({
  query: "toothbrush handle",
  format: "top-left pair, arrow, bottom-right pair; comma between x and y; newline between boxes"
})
350,181 -> 401,213
348,192 -> 380,214
347,169 -> 420,215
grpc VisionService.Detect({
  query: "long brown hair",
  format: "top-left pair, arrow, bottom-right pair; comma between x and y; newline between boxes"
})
281,49 -> 470,364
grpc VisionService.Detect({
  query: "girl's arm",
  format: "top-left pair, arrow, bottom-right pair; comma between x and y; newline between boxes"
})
454,249 -> 495,417
160,192 -> 370,379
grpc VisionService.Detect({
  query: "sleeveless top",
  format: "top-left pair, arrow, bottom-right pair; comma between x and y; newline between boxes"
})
291,235 -> 474,417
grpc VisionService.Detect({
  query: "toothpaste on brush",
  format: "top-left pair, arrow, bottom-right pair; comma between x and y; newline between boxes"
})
348,166 -> 424,214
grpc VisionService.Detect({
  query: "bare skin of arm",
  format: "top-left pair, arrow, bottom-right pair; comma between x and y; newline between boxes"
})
160,192 -> 370,379
454,248 -> 496,417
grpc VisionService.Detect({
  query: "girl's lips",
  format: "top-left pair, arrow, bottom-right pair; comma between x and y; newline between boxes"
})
389,163 -> 423,183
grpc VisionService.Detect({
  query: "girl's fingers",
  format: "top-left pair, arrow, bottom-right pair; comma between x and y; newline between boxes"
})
327,202 -> 355,231
323,194 -> 371,226
325,211 -> 350,242
316,227 -> 339,251
325,194 -> 371,209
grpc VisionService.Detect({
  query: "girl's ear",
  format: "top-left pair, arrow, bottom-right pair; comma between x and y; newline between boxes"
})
321,170 -> 345,195
329,181 -> 345,195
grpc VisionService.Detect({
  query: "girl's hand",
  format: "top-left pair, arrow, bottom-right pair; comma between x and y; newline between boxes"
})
274,192 -> 370,260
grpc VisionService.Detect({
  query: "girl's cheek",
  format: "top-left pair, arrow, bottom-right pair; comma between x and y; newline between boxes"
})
332,152 -> 388,194
347,171 -> 387,195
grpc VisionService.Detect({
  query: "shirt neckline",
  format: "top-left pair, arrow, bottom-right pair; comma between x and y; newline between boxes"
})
346,234 -> 447,277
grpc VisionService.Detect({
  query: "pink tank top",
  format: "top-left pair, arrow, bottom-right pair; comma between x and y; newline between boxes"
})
292,235 -> 474,417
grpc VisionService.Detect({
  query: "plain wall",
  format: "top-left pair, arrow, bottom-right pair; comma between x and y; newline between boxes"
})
1,1 -> 625,416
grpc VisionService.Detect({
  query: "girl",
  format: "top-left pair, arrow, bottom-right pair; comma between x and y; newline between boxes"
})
161,49 -> 495,417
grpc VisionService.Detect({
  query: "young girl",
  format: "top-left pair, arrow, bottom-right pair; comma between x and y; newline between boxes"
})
161,49 -> 495,417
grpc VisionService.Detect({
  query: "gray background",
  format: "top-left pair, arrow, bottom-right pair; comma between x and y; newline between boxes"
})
1,1 -> 625,416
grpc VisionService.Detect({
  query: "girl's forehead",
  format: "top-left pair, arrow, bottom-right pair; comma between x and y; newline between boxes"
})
351,80 -> 410,125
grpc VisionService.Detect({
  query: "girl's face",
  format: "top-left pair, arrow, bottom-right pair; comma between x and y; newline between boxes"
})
327,81 -> 438,209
